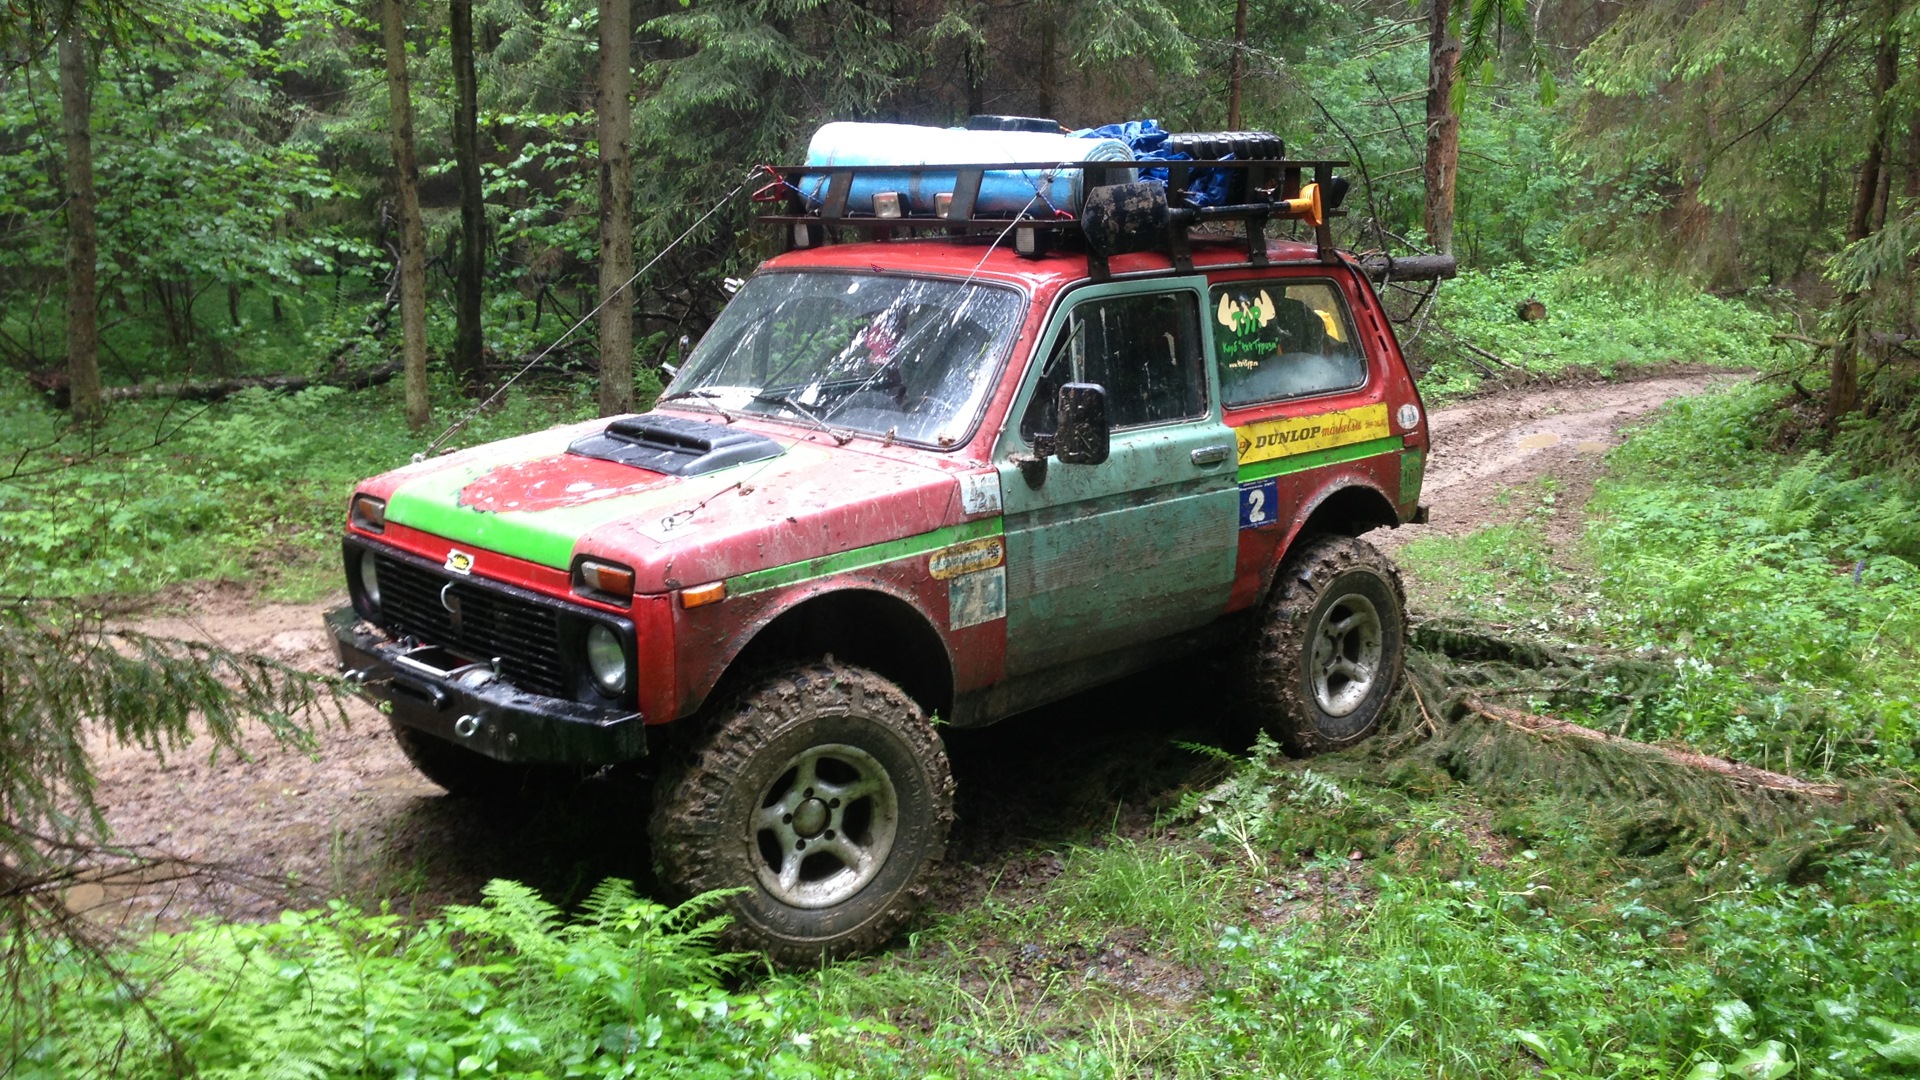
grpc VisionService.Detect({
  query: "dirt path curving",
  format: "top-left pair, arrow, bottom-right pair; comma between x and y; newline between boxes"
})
77,371 -> 1740,928
1379,371 -> 1746,551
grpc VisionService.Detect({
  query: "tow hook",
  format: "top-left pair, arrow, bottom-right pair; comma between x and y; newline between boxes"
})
453,713 -> 485,739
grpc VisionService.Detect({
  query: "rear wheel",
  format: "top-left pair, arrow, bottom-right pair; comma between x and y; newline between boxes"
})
649,661 -> 954,966
1245,535 -> 1407,755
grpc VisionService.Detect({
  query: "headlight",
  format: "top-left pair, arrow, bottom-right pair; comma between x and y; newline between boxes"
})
585,624 -> 629,694
358,548 -> 382,612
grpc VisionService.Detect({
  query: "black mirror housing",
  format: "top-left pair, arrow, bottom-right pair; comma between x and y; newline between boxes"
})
1054,383 -> 1110,465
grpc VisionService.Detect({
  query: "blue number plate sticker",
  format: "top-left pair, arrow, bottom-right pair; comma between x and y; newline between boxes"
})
1239,477 -> 1278,529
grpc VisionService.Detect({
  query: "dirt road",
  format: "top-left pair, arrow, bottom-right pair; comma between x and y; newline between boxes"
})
79,371 -> 1738,927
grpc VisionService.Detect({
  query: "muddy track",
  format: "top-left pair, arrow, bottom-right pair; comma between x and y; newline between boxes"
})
79,370 -> 1740,929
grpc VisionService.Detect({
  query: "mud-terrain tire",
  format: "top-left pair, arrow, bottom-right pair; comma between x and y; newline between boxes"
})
388,719 -> 545,799
649,661 -> 954,967
1246,535 -> 1407,756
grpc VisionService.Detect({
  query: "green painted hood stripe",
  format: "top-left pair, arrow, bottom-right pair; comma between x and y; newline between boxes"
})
728,517 -> 1003,596
384,438 -> 824,570
1236,435 -> 1402,483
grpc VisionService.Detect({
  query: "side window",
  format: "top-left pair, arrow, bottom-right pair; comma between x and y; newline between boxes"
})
1211,281 -> 1366,406
1021,290 -> 1206,440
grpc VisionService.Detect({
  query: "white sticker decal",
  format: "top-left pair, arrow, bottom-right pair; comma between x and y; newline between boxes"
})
948,566 -> 1007,630
1397,403 -> 1421,430
958,472 -> 1002,516
444,549 -> 475,575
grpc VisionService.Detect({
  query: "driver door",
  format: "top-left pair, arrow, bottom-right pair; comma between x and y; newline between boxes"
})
994,277 -> 1239,676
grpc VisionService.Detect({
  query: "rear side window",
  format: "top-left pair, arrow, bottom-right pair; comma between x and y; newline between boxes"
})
1021,290 -> 1207,439
1211,281 -> 1365,406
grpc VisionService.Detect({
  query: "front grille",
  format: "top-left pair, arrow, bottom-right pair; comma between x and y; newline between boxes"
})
372,554 -> 571,698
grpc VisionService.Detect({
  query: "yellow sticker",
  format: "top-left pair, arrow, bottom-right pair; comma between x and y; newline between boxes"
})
929,536 -> 1005,580
1235,403 -> 1391,465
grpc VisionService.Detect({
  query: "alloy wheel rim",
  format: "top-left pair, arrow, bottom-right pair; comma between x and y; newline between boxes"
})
1310,592 -> 1383,718
751,742 -> 899,909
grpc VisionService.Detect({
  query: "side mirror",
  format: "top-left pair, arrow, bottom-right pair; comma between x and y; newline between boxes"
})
1054,383 -> 1109,465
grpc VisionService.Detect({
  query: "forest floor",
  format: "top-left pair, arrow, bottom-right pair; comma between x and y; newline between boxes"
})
72,369 -> 1742,932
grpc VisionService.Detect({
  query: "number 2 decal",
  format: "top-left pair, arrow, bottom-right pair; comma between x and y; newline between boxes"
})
1239,477 -> 1279,530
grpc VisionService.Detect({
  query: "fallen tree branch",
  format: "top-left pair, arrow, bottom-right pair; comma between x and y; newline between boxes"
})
35,360 -> 401,409
1770,332 -> 1835,350
1463,697 -> 1846,801
1427,324 -> 1531,377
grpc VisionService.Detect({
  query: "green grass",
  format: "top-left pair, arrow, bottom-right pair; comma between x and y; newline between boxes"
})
1417,266 -> 1789,400
0,372 -> 614,600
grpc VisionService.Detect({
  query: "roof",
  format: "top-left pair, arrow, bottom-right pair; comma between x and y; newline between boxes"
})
759,235 -> 1341,292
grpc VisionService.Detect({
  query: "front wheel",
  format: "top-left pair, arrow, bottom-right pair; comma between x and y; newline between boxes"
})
649,661 -> 954,966
1245,535 -> 1407,756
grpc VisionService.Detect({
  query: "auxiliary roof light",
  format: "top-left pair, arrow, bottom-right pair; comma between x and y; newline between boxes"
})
1280,182 -> 1325,228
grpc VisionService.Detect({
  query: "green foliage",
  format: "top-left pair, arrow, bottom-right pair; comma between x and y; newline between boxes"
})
0,373 -> 595,598
1588,384 -> 1920,773
1418,266 -> 1785,398
16,880 -> 870,1078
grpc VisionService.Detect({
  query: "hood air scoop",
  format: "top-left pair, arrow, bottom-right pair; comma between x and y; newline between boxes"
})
567,413 -> 784,477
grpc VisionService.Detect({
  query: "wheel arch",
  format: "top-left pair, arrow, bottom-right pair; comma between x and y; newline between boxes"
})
1258,480 -> 1403,604
704,586 -> 957,723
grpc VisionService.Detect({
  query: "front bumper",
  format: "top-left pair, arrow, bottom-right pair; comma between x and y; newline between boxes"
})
327,605 -> 647,764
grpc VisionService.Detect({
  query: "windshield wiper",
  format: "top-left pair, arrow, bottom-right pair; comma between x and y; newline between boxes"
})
656,387 -> 745,422
752,389 -> 856,445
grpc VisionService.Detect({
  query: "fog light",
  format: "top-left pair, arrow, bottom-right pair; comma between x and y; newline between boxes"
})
359,548 -> 382,613
585,624 -> 629,695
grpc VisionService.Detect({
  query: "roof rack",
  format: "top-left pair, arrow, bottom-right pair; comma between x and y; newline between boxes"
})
751,157 -> 1349,282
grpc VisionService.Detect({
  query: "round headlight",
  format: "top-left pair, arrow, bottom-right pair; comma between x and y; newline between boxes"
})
585,623 -> 629,694
359,548 -> 382,612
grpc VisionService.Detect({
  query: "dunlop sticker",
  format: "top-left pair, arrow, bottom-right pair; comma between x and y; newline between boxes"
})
1235,403 -> 1391,465
929,536 -> 1005,580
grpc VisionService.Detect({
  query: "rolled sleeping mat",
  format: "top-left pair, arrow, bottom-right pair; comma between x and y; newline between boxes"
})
799,122 -> 1138,218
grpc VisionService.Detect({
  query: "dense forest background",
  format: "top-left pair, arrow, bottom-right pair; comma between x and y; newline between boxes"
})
6,0 -> 1918,442
7,2 -> 1920,1077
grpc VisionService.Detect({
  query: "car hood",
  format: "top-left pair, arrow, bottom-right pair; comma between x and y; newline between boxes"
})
372,413 -> 979,594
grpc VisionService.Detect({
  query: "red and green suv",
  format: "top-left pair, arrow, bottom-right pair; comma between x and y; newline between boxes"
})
330,176 -> 1432,963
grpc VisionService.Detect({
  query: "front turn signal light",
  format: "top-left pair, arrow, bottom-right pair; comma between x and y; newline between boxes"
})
350,494 -> 386,533
573,558 -> 635,603
680,581 -> 726,609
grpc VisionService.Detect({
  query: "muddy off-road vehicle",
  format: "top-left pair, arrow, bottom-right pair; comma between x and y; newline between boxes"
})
329,124 -> 1450,963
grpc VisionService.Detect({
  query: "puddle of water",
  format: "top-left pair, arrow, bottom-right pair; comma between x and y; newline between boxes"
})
1575,440 -> 1610,453
1518,432 -> 1563,449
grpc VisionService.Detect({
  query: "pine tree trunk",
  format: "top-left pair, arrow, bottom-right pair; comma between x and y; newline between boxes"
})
57,31 -> 102,426
596,0 -> 635,417
1831,18 -> 1901,430
1423,0 -> 1461,257
451,0 -> 485,393
381,0 -> 432,432
1228,0 -> 1249,129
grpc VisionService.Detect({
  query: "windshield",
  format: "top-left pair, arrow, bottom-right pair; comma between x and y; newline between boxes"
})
661,271 -> 1025,448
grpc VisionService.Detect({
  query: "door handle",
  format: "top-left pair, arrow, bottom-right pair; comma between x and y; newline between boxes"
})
1191,445 -> 1230,467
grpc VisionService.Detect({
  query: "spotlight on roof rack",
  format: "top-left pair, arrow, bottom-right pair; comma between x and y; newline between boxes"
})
1014,225 -> 1050,258
873,191 -> 903,219
791,221 -> 823,249
1280,183 -> 1325,228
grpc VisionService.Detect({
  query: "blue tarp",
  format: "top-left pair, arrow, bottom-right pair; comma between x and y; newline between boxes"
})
1069,119 -> 1235,208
